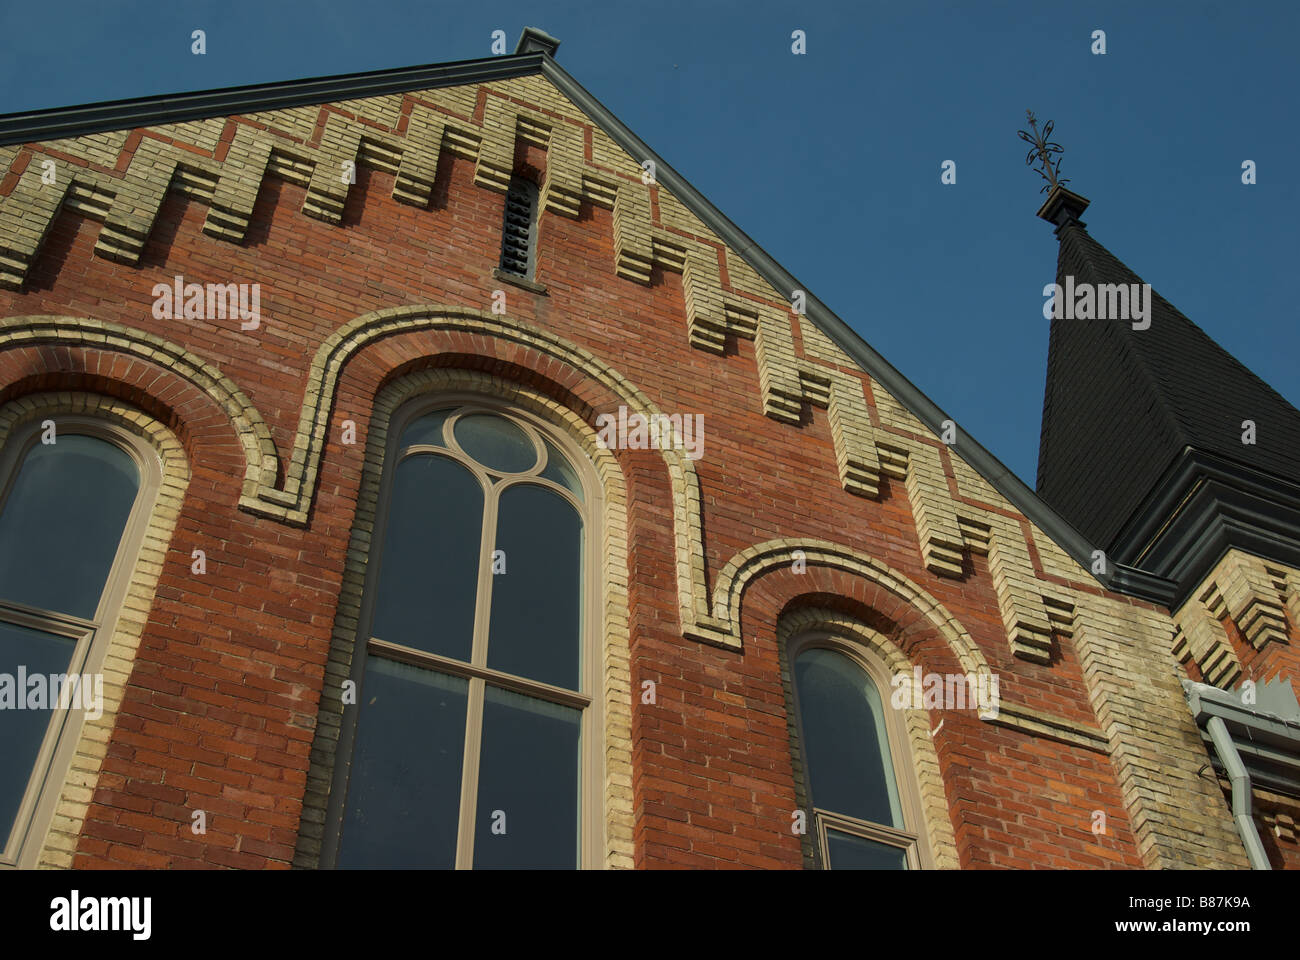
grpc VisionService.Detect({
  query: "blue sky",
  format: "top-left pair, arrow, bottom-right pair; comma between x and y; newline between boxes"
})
2,0 -> 1295,486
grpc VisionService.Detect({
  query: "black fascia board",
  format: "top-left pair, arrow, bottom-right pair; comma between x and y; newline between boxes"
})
0,50 -> 1177,605
0,53 -> 547,147
1113,447 -> 1300,564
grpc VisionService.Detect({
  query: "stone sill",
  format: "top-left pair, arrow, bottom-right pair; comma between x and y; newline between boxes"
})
492,268 -> 548,295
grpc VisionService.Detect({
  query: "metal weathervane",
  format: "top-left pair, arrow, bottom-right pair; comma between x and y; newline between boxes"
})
1018,110 -> 1070,194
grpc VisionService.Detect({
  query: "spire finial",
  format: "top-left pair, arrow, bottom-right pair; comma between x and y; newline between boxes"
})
1018,109 -> 1070,194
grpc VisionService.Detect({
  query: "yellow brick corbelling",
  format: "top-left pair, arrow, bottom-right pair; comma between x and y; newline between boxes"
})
3,74 -> 783,365
0,79 -> 608,284
903,442 -> 965,576
292,368 -> 635,869
302,115 -> 362,224
776,607 -> 961,869
0,393 -> 190,869
474,94 -> 523,193
1200,550 -> 1292,652
1280,565 -> 1300,634
0,80 -> 1198,691
1171,600 -> 1243,689
1170,550 -> 1298,689
393,103 -> 445,206
0,77 -> 822,552
94,137 -> 178,265
745,312 -> 1082,662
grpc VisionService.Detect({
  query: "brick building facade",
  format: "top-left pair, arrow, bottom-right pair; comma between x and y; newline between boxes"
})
0,29 -> 1297,870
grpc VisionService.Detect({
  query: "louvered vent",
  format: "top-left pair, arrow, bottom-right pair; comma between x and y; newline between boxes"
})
499,177 -> 538,277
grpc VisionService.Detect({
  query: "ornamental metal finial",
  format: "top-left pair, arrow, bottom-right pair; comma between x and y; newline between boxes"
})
1018,109 -> 1070,194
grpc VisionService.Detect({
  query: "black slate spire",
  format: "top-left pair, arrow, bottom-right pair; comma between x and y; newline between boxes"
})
1034,183 -> 1300,597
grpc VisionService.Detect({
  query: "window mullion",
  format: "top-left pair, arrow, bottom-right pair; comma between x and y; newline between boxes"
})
470,468 -> 499,670
455,676 -> 485,869
457,466 -> 499,868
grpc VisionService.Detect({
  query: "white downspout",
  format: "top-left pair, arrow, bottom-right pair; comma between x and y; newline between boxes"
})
1206,716 -> 1272,870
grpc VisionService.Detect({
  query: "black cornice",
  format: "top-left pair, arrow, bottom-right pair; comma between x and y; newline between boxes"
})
1109,448 -> 1300,607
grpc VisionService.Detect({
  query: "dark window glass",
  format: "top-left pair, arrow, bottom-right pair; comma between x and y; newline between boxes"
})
0,621 -> 77,840
825,828 -> 908,870
371,455 -> 481,660
539,437 -> 583,500
0,435 -> 139,619
488,484 -> 582,689
795,648 -> 902,829
453,413 -> 536,474
400,409 -> 452,449
337,659 -> 468,869
472,685 -> 580,868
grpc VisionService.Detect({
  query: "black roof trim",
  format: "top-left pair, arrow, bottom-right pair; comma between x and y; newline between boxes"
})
0,53 -> 547,147
0,42 -> 1173,605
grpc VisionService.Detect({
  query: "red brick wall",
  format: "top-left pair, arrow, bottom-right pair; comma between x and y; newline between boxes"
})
0,122 -> 1236,870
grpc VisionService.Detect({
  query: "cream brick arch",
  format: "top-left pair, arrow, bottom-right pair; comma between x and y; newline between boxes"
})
0,315 -> 277,503
705,537 -> 1123,752
702,537 -> 992,677
256,303 -> 714,642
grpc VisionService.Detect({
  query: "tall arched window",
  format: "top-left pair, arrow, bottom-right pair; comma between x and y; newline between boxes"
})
788,633 -> 931,869
324,399 -> 599,869
0,417 -> 159,867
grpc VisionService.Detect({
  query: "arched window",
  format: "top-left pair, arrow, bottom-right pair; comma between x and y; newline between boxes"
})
788,633 -> 931,869
0,417 -> 160,867
324,399 -> 599,869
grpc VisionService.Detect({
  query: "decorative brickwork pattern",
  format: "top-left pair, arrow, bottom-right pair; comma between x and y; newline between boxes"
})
1275,564 -> 1300,631
1,73 -> 1089,669
1172,601 -> 1244,688
704,538 -> 989,674
1201,551 -> 1291,652
0,315 -> 277,508
703,537 -> 1107,750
